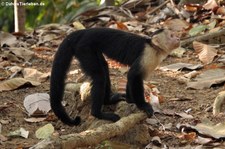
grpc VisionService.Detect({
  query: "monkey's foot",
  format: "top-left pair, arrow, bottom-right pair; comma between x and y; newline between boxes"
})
126,98 -> 134,103
138,103 -> 154,117
104,93 -> 126,105
92,112 -> 120,122
110,93 -> 126,102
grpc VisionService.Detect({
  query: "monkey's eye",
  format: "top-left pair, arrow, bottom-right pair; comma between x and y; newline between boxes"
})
170,33 -> 174,38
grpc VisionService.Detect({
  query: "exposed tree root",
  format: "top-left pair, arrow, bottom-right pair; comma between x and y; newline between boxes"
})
213,91 -> 225,115
57,112 -> 147,148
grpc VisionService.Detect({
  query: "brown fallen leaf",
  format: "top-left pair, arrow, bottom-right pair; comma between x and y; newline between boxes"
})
164,19 -> 190,32
0,78 -> 40,91
193,41 -> 217,64
216,7 -> 225,15
178,132 -> 196,142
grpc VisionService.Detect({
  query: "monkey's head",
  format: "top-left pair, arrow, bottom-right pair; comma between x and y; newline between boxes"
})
151,29 -> 180,53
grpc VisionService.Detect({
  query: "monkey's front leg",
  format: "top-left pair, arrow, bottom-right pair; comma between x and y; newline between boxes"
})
126,67 -> 154,117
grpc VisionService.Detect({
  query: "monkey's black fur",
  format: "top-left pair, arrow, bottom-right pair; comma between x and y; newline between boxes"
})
50,28 -> 158,126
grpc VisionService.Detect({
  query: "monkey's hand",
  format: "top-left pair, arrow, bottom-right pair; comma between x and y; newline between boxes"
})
138,103 -> 154,117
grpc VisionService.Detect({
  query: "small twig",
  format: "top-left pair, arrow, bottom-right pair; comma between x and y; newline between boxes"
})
167,1 -> 182,19
146,0 -> 170,15
121,0 -> 145,9
169,0 -> 175,6
153,114 -> 165,131
9,71 -> 20,79
119,7 -> 134,18
181,28 -> 225,47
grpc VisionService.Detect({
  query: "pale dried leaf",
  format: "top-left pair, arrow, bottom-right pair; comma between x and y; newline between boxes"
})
24,93 -> 51,116
24,117 -> 46,123
160,63 -> 203,71
124,21 -> 143,32
116,79 -> 127,95
10,47 -> 34,61
65,82 -> 81,92
189,25 -> 208,36
146,118 -> 158,125
193,41 -> 217,64
178,122 -> 225,139
8,128 -> 29,139
118,67 -> 129,74
218,55 -> 225,64
72,21 -> 85,30
149,92 -> 161,112
8,66 -> 23,73
184,71 -> 200,79
0,51 -> 21,62
170,47 -> 186,58
22,68 -> 49,82
187,69 -> 225,89
35,124 -> 54,139
208,20 -> 217,30
195,136 -> 212,145
0,31 -> 17,46
175,112 -> 193,119
80,82 -> 91,101
0,78 -> 40,91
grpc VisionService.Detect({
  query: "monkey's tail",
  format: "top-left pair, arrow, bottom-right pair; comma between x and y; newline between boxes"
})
50,37 -> 81,126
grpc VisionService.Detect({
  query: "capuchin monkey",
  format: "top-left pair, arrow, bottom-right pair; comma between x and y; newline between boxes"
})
50,28 -> 180,126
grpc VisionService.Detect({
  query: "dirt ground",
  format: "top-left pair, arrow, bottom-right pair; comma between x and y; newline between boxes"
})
1,45 -> 225,149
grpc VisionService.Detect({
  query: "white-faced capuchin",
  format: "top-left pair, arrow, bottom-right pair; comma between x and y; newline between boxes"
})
50,28 -> 180,126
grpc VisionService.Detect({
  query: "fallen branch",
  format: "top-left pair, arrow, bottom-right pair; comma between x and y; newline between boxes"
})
56,112 -> 147,148
181,28 -> 225,47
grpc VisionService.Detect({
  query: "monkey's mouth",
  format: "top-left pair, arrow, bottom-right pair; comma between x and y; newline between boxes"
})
173,37 -> 180,49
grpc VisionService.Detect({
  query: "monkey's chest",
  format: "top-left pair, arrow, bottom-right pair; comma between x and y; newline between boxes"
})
141,51 -> 168,80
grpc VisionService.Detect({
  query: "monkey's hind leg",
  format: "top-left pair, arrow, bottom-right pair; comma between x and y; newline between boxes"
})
97,53 -> 125,105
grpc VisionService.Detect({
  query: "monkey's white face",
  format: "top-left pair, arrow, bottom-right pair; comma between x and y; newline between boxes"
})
152,29 -> 180,53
